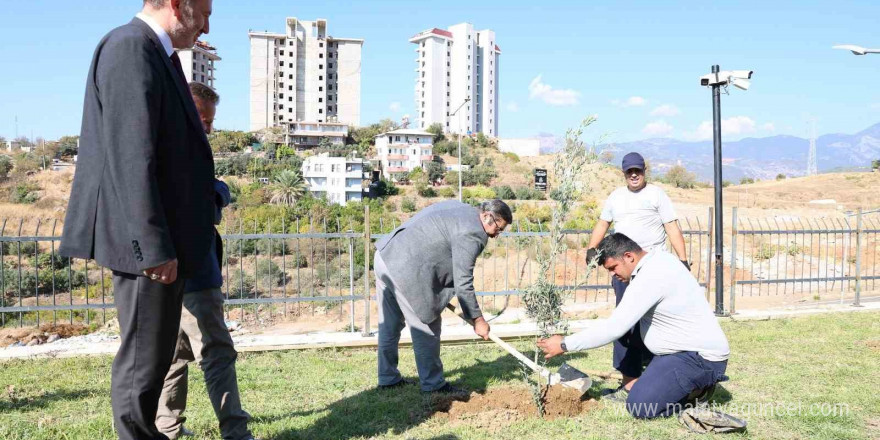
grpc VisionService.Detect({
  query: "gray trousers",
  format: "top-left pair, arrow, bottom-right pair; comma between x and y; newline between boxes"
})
155,288 -> 252,440
375,252 -> 446,392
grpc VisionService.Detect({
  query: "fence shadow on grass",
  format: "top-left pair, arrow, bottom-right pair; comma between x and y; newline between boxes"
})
0,388 -> 96,412
261,350 -> 590,440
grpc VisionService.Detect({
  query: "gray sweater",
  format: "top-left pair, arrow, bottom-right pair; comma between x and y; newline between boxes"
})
565,250 -> 730,361
376,201 -> 488,324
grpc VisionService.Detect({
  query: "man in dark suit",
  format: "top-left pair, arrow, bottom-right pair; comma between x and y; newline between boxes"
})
374,199 -> 512,394
59,1 -> 214,438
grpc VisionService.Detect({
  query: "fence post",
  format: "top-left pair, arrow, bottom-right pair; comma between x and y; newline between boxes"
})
705,207 -> 713,301
348,236 -> 355,332
854,208 -> 863,307
729,207 -> 738,315
362,204 -> 372,336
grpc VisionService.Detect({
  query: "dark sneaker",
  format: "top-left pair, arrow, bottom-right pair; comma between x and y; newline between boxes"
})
378,378 -> 416,390
601,386 -> 629,403
685,383 -> 717,405
428,383 -> 468,396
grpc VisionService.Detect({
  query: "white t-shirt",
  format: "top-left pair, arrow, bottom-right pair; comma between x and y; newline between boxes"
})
599,184 -> 677,251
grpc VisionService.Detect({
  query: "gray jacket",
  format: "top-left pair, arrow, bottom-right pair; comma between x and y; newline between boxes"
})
376,201 -> 488,324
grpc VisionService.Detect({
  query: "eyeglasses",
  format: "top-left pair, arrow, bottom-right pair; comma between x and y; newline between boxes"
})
489,214 -> 506,233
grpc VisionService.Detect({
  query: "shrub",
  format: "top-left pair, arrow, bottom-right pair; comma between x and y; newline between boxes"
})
228,269 -> 255,296
664,164 -> 697,189
401,197 -> 416,212
740,177 -> 755,185
462,186 -> 496,200
11,182 -> 40,204
437,187 -> 455,198
776,173 -> 787,180
417,185 -> 437,197
503,152 -> 520,163
515,186 -> 545,200
1,240 -> 38,255
255,259 -> 286,288
493,185 -> 516,200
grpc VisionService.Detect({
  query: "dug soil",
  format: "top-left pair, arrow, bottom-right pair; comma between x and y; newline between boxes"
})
432,385 -> 600,433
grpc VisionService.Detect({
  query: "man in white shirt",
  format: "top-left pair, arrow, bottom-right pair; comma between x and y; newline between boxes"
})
586,152 -> 689,394
539,233 -> 730,419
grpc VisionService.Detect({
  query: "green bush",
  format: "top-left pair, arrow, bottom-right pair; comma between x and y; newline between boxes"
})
776,173 -> 787,180
740,177 -> 755,184
228,269 -> 255,296
503,152 -> 520,163
493,185 -> 516,200
462,186 -> 496,200
11,182 -> 40,204
255,259 -> 286,288
437,187 -> 455,198
515,186 -> 545,200
664,165 -> 697,189
1,241 -> 37,255
417,185 -> 437,197
401,197 -> 417,213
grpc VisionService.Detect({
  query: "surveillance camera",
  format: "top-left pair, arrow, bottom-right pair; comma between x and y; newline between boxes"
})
700,72 -> 728,86
729,70 -> 753,80
731,78 -> 750,91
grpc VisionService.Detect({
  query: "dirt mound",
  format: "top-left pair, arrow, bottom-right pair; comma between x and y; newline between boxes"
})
433,386 -> 600,433
862,340 -> 880,350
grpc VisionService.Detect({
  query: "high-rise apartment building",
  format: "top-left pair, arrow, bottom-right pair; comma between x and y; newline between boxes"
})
249,18 -> 363,137
175,40 -> 220,89
409,23 -> 500,137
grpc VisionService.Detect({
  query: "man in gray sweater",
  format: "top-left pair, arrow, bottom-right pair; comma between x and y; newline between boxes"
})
375,199 -> 512,393
538,233 -> 730,418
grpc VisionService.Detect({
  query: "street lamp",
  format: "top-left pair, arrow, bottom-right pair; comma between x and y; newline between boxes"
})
450,97 -> 471,201
832,44 -> 880,55
699,65 -> 754,316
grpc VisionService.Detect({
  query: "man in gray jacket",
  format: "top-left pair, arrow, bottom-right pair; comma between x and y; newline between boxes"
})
375,199 -> 512,393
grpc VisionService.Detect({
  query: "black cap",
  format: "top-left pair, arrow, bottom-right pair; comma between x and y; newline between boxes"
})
622,152 -> 645,172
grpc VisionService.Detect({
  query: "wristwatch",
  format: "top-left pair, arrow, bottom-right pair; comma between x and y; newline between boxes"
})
560,340 -> 568,353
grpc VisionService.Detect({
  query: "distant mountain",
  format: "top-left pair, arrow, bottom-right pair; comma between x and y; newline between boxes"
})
597,122 -> 880,182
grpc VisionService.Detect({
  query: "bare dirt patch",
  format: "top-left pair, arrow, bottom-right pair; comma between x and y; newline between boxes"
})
0,323 -> 91,347
861,340 -> 880,350
432,386 -> 600,433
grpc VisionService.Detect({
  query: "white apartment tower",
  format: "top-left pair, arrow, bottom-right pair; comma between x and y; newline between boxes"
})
409,23 -> 500,137
175,40 -> 220,89
249,18 -> 363,132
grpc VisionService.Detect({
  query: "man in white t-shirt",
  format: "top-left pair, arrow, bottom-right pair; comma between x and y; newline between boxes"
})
586,152 -> 689,398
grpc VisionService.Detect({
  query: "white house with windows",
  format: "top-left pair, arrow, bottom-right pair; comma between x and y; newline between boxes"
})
301,153 -> 368,205
374,129 -> 435,179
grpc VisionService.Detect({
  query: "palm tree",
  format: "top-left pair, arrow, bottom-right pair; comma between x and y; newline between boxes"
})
269,170 -> 305,207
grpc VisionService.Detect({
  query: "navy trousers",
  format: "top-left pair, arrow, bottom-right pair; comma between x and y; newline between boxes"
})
626,351 -> 728,419
611,278 -> 653,377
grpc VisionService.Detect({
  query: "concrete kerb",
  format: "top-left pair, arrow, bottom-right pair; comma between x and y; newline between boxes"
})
1,301 -> 878,362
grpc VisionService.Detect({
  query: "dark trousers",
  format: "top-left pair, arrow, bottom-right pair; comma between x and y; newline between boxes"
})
612,277 -> 654,377
626,351 -> 728,419
111,272 -> 185,440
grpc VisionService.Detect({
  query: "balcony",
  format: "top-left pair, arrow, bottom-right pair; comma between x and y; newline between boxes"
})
345,170 -> 363,178
420,155 -> 435,161
387,154 -> 407,160
386,166 -> 408,173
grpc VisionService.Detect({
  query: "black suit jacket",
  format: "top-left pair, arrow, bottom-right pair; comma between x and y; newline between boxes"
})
60,18 -> 215,278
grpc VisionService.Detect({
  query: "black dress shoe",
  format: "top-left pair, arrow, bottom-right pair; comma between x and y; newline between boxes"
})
378,378 -> 416,390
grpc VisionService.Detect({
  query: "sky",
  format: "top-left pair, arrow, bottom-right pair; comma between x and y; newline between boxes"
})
2,0 -> 880,145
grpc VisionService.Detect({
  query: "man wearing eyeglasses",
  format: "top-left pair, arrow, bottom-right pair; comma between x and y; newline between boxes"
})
374,199 -> 512,394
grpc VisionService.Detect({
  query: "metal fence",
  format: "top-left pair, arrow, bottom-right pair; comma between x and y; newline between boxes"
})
0,206 -> 872,330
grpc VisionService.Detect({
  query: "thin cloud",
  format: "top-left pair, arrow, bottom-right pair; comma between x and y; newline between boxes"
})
528,75 -> 581,106
642,120 -> 674,137
650,104 -> 680,117
682,116 -> 757,141
612,96 -> 647,107
389,102 -> 401,112
506,101 -> 520,112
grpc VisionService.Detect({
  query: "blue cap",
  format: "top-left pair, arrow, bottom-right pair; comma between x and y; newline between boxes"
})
621,152 -> 645,172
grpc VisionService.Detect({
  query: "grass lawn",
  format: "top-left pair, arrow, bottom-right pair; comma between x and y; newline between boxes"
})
1,311 -> 878,439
